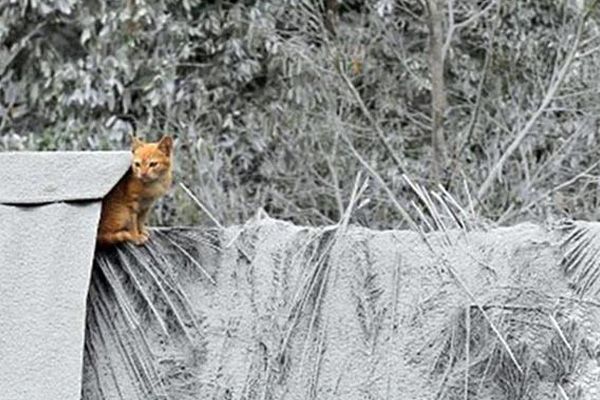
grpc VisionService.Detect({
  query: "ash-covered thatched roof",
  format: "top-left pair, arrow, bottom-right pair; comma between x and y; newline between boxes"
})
83,217 -> 600,399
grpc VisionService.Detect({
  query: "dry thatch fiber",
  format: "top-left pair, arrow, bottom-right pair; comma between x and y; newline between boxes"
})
82,218 -> 600,400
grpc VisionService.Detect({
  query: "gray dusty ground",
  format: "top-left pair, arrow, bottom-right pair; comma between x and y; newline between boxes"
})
83,218 -> 600,400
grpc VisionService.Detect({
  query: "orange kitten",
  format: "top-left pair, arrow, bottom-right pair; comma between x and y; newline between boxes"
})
97,135 -> 174,246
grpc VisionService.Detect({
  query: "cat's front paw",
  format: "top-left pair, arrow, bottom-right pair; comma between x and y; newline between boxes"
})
133,233 -> 149,246
140,229 -> 150,241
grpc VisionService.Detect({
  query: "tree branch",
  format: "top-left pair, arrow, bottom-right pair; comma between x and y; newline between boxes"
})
442,0 -> 496,64
477,9 -> 590,200
0,21 -> 47,79
446,3 -> 501,187
337,59 -> 406,174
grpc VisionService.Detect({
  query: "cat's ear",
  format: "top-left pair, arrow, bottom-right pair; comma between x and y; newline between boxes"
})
130,135 -> 144,152
157,135 -> 173,155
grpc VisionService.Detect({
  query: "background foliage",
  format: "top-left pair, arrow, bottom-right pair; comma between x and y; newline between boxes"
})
2,0 -> 600,228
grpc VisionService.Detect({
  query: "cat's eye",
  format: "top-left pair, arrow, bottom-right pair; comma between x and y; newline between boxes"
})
134,161 -> 141,167
149,161 -> 158,167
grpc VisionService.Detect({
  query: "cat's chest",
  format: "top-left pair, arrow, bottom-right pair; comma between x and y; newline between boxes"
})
138,196 -> 156,211
139,178 -> 171,204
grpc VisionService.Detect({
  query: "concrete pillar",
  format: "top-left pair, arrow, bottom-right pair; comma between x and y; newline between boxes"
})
0,151 -> 130,400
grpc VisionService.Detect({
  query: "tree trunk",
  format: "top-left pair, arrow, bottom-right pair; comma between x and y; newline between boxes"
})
428,0 -> 447,184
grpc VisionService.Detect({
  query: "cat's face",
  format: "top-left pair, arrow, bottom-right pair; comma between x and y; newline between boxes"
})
131,136 -> 173,183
